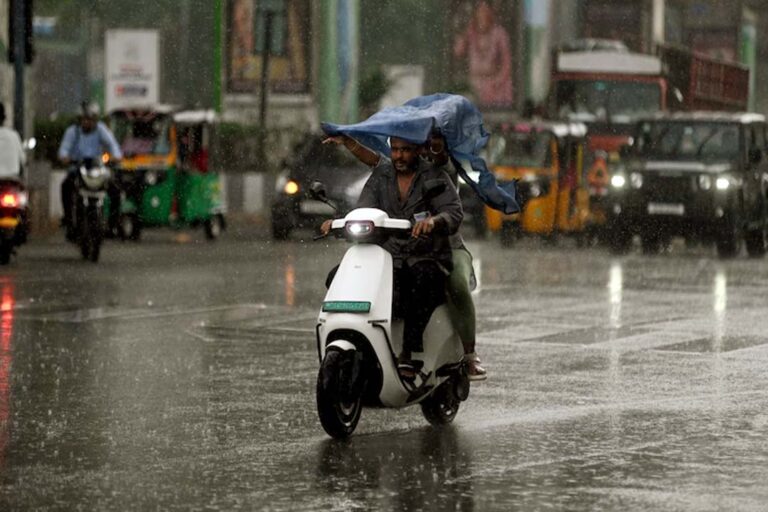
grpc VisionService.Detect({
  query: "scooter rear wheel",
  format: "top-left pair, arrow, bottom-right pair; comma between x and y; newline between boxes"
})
420,379 -> 460,426
316,349 -> 362,438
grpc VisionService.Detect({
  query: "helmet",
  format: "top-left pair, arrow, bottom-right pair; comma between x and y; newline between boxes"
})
78,102 -> 100,120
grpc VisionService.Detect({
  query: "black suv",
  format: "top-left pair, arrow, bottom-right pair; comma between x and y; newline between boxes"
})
606,112 -> 768,258
271,136 -> 371,239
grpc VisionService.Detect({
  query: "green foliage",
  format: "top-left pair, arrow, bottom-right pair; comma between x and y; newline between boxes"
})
359,69 -> 391,110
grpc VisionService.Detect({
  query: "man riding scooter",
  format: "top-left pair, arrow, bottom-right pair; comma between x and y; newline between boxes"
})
322,136 -> 463,380
57,103 -> 123,240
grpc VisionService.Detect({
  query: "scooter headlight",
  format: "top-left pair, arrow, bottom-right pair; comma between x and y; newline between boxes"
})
345,220 -> 374,238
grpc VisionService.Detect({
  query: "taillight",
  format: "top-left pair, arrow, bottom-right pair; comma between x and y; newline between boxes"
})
0,193 -> 18,208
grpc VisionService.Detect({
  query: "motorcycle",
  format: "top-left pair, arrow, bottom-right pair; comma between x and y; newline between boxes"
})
71,158 -> 110,262
0,178 -> 28,265
312,184 -> 470,439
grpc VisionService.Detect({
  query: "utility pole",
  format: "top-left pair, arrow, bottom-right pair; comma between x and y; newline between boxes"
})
652,0 -> 665,49
258,9 -> 274,171
11,0 -> 27,136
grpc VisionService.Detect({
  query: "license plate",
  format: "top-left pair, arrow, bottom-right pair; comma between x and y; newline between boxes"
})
300,200 -> 335,215
648,202 -> 685,216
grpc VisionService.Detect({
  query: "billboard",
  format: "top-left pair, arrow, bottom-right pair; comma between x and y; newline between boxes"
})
450,0 -> 516,109
226,0 -> 310,94
105,30 -> 160,112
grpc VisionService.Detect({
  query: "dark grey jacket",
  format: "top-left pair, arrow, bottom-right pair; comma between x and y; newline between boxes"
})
356,157 -> 463,270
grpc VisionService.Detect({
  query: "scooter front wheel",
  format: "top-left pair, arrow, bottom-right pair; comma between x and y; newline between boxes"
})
316,349 -> 362,438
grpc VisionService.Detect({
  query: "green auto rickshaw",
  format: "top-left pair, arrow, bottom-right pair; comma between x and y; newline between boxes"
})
109,107 -> 226,240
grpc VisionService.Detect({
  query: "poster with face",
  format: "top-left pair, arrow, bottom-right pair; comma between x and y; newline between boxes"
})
226,0 -> 310,94
450,0 -> 515,109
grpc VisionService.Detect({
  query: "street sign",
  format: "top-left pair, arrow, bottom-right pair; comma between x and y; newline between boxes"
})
105,29 -> 159,112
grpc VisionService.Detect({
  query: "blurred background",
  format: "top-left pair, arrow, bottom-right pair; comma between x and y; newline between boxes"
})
1,0 -> 767,234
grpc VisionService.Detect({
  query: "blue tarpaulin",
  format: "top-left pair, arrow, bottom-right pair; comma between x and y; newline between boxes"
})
321,93 -> 521,214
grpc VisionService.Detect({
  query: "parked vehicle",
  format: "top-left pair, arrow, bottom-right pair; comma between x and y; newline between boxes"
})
109,108 -> 225,241
271,135 -> 371,240
313,193 -> 469,438
484,121 -> 594,246
71,158 -> 110,262
606,112 -> 768,258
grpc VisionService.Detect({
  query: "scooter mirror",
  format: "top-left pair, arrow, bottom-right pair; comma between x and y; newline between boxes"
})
309,181 -> 328,201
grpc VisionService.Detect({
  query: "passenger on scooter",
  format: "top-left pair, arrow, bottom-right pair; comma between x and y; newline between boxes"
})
321,136 -> 463,380
57,103 -> 123,239
323,132 -> 487,381
422,131 -> 486,380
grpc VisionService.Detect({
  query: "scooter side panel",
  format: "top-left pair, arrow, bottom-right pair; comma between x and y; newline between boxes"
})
419,305 -> 464,379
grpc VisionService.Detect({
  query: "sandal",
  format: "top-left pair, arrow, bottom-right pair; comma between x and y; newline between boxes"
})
464,352 -> 487,381
397,361 -> 417,381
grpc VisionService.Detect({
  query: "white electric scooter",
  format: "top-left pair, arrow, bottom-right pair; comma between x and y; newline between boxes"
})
311,183 -> 470,439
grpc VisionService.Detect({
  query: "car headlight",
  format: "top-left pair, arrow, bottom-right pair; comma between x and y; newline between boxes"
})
698,175 -> 712,191
611,174 -> 626,188
284,180 -> 300,195
716,176 -> 731,190
629,172 -> 643,189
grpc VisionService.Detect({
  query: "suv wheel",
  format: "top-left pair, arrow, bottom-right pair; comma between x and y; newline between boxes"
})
641,233 -> 662,255
745,227 -> 766,257
716,223 -> 742,258
607,225 -> 632,255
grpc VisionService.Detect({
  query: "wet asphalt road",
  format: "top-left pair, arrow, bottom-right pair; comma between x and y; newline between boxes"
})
0,227 -> 767,511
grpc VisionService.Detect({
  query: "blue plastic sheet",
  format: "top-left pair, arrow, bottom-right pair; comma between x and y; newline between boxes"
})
321,93 -> 521,214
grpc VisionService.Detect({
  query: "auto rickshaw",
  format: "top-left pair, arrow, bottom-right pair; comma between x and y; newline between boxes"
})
484,121 -> 594,246
109,107 -> 226,240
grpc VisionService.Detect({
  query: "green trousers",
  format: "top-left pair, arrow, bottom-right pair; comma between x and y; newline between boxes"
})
446,247 -> 476,354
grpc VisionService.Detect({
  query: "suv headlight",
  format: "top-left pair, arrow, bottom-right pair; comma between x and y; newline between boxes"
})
715,174 -> 742,191
629,172 -> 643,189
698,175 -> 712,191
611,174 -> 626,188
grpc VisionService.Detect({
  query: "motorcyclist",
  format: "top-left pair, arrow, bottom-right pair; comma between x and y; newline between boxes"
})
321,136 -> 463,380
57,103 -> 122,240
0,103 -> 25,178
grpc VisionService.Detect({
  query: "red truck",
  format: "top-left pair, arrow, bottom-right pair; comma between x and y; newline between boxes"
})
549,40 -> 749,153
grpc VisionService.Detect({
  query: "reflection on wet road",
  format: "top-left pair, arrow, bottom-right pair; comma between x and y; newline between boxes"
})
0,236 -> 767,510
